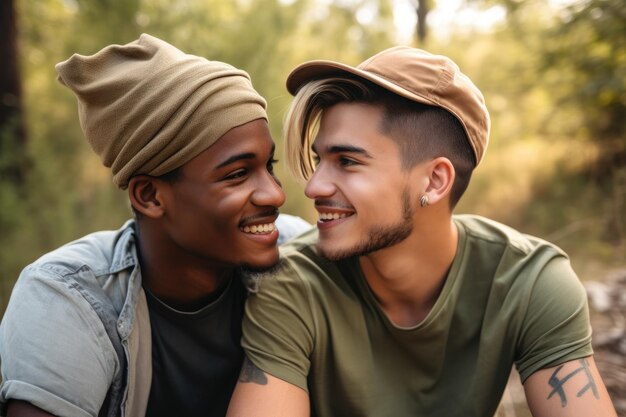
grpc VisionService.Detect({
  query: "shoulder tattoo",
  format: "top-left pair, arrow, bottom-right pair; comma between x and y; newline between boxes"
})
239,356 -> 268,385
547,358 -> 599,407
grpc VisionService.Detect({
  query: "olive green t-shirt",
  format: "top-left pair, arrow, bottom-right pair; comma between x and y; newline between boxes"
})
242,215 -> 592,417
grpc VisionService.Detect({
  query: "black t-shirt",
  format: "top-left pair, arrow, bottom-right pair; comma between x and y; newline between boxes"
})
144,277 -> 247,417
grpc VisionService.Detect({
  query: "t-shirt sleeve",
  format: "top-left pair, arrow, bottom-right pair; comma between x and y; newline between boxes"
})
241,257 -> 316,392
515,256 -> 593,382
0,266 -> 119,417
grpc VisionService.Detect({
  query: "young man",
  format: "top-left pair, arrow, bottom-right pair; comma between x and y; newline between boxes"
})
0,34 -> 309,417
227,47 -> 618,416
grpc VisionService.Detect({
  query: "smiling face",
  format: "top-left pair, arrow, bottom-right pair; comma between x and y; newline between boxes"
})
305,103 -> 420,261
158,118 -> 286,271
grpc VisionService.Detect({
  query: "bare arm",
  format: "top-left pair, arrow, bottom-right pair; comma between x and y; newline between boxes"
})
524,356 -> 617,417
227,356 -> 310,417
6,400 -> 56,417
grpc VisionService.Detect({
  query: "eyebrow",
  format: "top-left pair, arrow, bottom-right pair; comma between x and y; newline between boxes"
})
216,145 -> 276,169
312,143 -> 372,159
216,153 -> 255,169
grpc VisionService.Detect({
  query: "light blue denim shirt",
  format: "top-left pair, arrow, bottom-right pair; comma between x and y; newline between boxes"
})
0,214 -> 310,417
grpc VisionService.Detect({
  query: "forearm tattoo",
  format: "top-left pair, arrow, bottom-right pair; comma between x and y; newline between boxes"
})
238,356 -> 268,385
547,358 -> 599,407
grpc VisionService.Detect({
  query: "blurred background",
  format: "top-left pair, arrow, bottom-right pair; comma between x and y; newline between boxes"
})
1,0 -> 624,414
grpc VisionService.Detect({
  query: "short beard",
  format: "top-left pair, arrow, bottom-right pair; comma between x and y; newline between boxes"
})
318,188 -> 414,261
237,259 -> 284,293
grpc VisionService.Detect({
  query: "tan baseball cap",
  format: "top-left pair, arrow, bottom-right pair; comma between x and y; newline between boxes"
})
286,46 -> 490,165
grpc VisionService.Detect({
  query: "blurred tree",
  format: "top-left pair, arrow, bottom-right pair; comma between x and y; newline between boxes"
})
410,0 -> 431,44
460,0 -> 626,252
473,0 -> 626,170
0,0 -> 140,316
542,0 -> 626,254
0,0 -> 29,315
71,0 -> 141,49
539,0 -> 626,176
0,0 -> 28,184
491,0 -> 626,245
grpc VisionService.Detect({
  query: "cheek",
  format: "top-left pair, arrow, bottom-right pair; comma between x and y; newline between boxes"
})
346,175 -> 407,221
171,189 -> 240,231
211,190 -> 252,220
345,176 -> 391,203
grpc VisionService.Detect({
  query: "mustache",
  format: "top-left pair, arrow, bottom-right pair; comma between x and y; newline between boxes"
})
314,199 -> 354,210
238,209 -> 280,227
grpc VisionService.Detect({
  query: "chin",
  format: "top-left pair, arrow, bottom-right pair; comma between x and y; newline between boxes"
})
237,259 -> 284,293
239,252 -> 280,273
317,242 -> 354,261
316,239 -> 377,261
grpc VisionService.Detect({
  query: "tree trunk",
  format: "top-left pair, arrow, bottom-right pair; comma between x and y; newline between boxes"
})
415,0 -> 429,45
0,0 -> 27,183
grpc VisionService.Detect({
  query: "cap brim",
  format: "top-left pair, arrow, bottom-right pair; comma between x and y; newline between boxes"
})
286,60 -> 438,110
287,60 -> 359,95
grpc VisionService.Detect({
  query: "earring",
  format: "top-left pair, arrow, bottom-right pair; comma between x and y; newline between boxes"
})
420,194 -> 429,207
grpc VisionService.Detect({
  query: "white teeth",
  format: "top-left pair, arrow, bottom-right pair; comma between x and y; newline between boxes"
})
241,223 -> 276,234
319,212 -> 348,221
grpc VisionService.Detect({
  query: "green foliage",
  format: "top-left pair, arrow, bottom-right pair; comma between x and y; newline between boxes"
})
501,0 -> 624,256
0,134 -> 26,312
536,0 -> 626,199
1,0 -> 624,317
0,0 -> 397,315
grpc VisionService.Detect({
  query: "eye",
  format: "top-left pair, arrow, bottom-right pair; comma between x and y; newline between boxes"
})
339,156 -> 357,167
223,169 -> 248,181
267,157 -> 278,174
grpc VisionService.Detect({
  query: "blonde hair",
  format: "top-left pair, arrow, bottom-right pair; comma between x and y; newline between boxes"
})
284,77 -> 376,181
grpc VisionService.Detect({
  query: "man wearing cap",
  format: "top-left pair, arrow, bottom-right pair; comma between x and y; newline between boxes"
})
226,47 -> 617,417
0,34 -> 309,417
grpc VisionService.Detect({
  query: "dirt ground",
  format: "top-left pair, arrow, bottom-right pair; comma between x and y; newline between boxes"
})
496,268 -> 626,417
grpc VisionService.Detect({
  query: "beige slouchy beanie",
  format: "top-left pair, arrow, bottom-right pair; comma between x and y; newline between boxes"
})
56,34 -> 267,189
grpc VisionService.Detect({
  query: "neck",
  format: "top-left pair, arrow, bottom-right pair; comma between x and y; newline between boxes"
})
135,220 -> 234,311
359,214 -> 458,327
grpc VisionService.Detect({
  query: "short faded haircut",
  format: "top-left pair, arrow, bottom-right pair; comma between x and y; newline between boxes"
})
284,76 -> 476,208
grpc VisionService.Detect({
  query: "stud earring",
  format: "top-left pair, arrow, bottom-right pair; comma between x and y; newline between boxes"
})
420,194 -> 429,207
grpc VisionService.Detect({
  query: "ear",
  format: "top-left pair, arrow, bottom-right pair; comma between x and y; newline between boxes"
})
128,175 -> 166,219
423,157 -> 455,206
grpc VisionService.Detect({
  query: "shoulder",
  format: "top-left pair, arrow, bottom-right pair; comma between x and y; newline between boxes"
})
0,223 -> 138,416
248,228 -> 344,299
4,221 -> 139,334
453,215 -> 582,306
2,221 -> 139,331
25,220 -> 138,279
455,214 -> 567,260
514,255 -> 592,379
277,228 -> 340,286
276,213 -> 312,245
279,226 -> 318,256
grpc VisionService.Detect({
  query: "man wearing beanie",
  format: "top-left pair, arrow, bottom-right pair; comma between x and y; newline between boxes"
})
226,48 -> 617,416
0,34 -> 309,417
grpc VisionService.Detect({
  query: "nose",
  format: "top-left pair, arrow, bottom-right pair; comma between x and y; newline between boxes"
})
304,165 -> 335,200
253,171 -> 286,208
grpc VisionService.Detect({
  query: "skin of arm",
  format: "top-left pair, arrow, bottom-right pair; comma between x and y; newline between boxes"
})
7,400 -> 56,417
226,356 -> 310,417
524,356 -> 618,417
